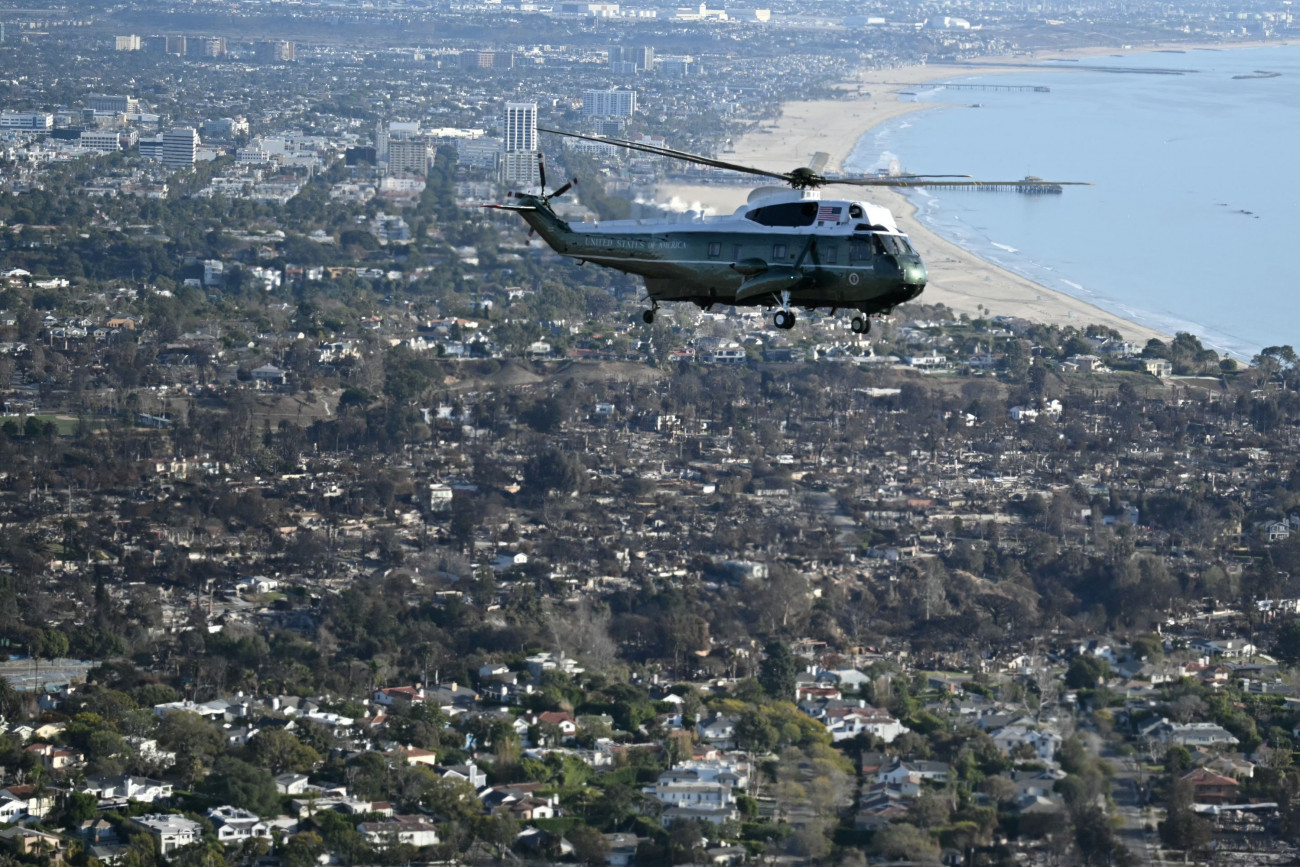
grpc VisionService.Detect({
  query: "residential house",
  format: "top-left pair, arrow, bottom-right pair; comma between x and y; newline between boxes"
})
275,773 -> 311,795
605,832 -> 639,867
374,685 -> 423,707
26,742 -> 83,771
821,705 -> 908,744
393,746 -> 439,767
877,758 -> 950,785
661,804 -> 738,827
523,652 -> 583,678
1005,768 -> 1067,800
81,775 -> 173,805
1181,768 -> 1240,805
652,780 -> 734,812
1143,358 -> 1173,377
0,785 -> 56,821
990,725 -> 1062,762
1165,722 -> 1241,748
0,827 -> 67,864
1206,756 -> 1255,779
500,796 -> 556,821
1191,638 -> 1257,659
207,806 -> 271,843
357,816 -> 440,848
697,715 -> 739,749
431,763 -> 486,789
132,815 -> 204,854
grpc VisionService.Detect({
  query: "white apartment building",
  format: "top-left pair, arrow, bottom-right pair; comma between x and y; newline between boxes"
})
162,127 -> 199,168
582,88 -> 637,117
0,112 -> 53,131
386,138 -> 429,176
503,102 -> 537,153
79,130 -> 122,153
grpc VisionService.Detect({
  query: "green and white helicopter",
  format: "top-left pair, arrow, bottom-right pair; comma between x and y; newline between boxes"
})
488,128 -> 1085,333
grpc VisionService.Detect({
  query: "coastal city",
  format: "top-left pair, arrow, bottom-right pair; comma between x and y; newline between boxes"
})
0,0 -> 1298,865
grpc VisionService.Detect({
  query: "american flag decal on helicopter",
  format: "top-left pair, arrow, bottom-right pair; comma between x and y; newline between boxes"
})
816,204 -> 843,222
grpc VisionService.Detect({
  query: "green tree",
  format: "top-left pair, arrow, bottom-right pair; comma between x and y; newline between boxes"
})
1075,805 -> 1136,866
1065,656 -> 1110,689
1159,778 -> 1213,856
567,825 -> 610,865
37,629 -> 70,660
871,823 -> 940,862
248,728 -> 322,774
421,777 -> 482,824
1274,617 -> 1300,667
735,710 -> 779,754
204,756 -> 282,817
158,711 -> 226,784
281,831 -> 327,867
759,640 -> 797,699
61,791 -> 99,828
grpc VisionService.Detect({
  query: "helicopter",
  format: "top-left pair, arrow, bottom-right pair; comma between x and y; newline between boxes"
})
487,128 -> 1087,333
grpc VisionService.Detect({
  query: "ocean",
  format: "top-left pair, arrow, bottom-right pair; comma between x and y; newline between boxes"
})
845,45 -> 1300,360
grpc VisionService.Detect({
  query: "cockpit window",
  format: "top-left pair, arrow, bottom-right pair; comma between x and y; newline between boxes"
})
745,201 -> 819,227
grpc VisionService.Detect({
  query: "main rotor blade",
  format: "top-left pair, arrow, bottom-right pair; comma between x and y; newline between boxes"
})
537,127 -> 1086,191
829,178 -> 1092,188
539,127 -> 792,183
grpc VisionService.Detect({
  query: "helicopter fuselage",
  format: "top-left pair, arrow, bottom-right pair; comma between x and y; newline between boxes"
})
510,187 -> 926,327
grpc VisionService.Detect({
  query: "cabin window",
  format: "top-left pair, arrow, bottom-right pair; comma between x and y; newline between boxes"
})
707,242 -> 721,259
850,240 -> 872,263
824,247 -> 838,265
732,245 -> 743,261
746,202 -> 819,227
772,244 -> 788,260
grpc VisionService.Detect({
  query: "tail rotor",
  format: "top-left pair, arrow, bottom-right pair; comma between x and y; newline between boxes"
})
535,153 -> 577,204
482,153 -> 578,245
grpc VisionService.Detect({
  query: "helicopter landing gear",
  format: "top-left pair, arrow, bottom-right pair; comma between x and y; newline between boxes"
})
851,316 -> 871,335
642,309 -> 655,324
772,290 -> 796,330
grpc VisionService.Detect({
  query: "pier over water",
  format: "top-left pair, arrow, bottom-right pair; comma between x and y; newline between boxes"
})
884,81 -> 1051,92
925,178 -> 1064,193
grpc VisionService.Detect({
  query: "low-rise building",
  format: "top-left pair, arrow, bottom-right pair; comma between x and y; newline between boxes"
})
132,814 -> 203,854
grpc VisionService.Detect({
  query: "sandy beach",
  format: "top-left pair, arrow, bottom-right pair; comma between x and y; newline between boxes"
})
654,47 -> 1293,343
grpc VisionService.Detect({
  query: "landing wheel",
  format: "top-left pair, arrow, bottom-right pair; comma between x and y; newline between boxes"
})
773,309 -> 796,330
642,309 -> 655,325
851,316 -> 871,335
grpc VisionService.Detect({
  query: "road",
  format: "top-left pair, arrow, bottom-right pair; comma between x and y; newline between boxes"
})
1108,751 -> 1169,867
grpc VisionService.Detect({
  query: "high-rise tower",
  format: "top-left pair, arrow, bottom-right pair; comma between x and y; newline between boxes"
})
501,102 -> 540,188
162,127 -> 199,168
503,102 -> 537,154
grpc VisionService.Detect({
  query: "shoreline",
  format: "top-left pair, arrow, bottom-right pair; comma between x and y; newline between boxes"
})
656,39 -> 1295,344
